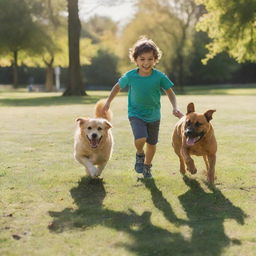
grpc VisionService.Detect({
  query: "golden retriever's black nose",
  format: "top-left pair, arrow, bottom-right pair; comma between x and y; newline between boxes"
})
92,133 -> 97,139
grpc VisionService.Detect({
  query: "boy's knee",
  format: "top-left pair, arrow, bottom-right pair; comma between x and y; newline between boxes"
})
135,137 -> 147,144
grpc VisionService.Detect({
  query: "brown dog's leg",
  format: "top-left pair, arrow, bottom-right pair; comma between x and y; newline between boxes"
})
207,154 -> 216,184
181,148 -> 197,174
173,147 -> 186,174
178,155 -> 186,175
203,155 -> 209,170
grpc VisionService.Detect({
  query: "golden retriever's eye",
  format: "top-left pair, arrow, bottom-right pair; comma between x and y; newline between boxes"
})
195,122 -> 202,127
87,126 -> 92,130
97,127 -> 102,131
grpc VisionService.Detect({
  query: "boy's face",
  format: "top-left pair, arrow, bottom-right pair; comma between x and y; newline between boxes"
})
135,51 -> 157,76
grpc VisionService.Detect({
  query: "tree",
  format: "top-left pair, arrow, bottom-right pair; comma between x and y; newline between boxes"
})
187,31 -> 240,85
158,0 -> 203,90
23,0 -> 97,92
28,0 -> 66,91
64,0 -> 124,95
0,0 -> 50,87
83,49 -> 120,88
196,0 -> 256,63
63,0 -> 84,96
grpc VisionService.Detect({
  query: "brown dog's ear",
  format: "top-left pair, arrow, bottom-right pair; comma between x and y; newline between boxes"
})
104,120 -> 112,129
204,110 -> 216,122
187,102 -> 195,114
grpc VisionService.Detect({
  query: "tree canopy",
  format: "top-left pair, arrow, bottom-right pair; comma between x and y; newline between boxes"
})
0,0 -> 52,86
196,0 -> 256,63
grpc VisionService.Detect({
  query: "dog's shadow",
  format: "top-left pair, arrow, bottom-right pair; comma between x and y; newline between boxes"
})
141,176 -> 246,256
179,176 -> 246,255
48,177 -> 191,255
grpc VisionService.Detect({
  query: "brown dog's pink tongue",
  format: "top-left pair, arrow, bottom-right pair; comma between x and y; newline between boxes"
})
186,137 -> 196,145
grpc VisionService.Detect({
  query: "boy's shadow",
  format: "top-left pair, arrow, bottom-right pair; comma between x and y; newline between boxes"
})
48,176 -> 191,255
177,176 -> 246,256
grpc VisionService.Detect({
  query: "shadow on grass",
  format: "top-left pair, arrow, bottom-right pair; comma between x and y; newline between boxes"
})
48,176 -> 246,255
0,95 -> 106,107
48,177 -> 191,255
179,176 -> 246,255
142,176 -> 246,256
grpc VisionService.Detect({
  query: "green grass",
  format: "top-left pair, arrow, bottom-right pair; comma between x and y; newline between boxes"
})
0,88 -> 256,256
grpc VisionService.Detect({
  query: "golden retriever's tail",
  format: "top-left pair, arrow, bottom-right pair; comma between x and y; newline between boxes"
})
95,99 -> 113,122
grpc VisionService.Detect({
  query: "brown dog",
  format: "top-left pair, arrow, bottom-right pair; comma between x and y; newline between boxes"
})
172,103 -> 217,184
74,99 -> 113,178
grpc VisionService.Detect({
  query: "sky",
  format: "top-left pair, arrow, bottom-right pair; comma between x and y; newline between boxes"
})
79,0 -> 136,24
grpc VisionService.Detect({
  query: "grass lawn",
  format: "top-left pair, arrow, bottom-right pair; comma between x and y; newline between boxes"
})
0,87 -> 256,256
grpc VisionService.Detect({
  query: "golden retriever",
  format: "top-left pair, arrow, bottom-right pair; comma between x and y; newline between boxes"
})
74,99 -> 113,178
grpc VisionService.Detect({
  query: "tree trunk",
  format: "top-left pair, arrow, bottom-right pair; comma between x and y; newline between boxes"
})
44,56 -> 54,92
13,50 -> 18,88
63,0 -> 86,96
45,65 -> 54,92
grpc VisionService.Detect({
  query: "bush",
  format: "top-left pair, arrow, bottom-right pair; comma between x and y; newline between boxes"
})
82,49 -> 120,89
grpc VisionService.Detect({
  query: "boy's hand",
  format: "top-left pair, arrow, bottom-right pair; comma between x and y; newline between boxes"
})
173,108 -> 184,119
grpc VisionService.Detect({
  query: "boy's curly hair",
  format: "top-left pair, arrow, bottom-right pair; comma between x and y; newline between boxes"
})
129,36 -> 162,63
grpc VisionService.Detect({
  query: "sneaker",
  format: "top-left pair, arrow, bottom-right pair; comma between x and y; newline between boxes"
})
143,164 -> 153,179
135,153 -> 145,173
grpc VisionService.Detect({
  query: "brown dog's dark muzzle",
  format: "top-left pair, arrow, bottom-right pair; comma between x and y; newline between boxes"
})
185,128 -> 204,146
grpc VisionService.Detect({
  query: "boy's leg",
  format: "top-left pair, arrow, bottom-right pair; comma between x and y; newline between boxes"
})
134,137 -> 146,173
144,143 -> 156,165
143,120 -> 160,178
129,117 -> 148,173
135,137 -> 146,154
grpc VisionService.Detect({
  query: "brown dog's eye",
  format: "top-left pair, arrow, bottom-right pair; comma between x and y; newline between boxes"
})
186,120 -> 191,126
87,126 -> 92,130
97,127 -> 102,131
195,122 -> 202,127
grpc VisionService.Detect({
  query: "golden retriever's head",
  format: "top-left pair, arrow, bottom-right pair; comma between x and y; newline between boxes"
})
76,117 -> 112,148
184,103 -> 216,146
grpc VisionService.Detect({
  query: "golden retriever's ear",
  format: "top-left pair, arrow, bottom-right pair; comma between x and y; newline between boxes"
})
76,117 -> 88,125
187,102 -> 195,114
204,109 -> 216,122
104,120 -> 112,129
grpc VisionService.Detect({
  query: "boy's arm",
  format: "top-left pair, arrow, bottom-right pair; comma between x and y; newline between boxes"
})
165,88 -> 184,118
103,83 -> 121,113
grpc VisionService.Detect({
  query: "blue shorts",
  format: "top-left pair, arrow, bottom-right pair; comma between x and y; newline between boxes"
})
129,117 -> 160,145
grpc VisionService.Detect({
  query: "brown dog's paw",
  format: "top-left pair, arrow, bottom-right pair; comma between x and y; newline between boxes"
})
187,167 -> 197,175
207,176 -> 216,184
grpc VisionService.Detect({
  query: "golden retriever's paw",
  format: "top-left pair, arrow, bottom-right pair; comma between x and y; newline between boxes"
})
87,166 -> 99,178
91,174 -> 99,179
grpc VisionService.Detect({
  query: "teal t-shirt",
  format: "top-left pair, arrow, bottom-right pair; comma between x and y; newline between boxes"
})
118,68 -> 174,122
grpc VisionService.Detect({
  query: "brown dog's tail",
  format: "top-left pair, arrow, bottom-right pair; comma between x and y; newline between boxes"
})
95,99 -> 113,122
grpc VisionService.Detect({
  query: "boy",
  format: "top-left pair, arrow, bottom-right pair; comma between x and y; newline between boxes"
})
103,37 -> 183,178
